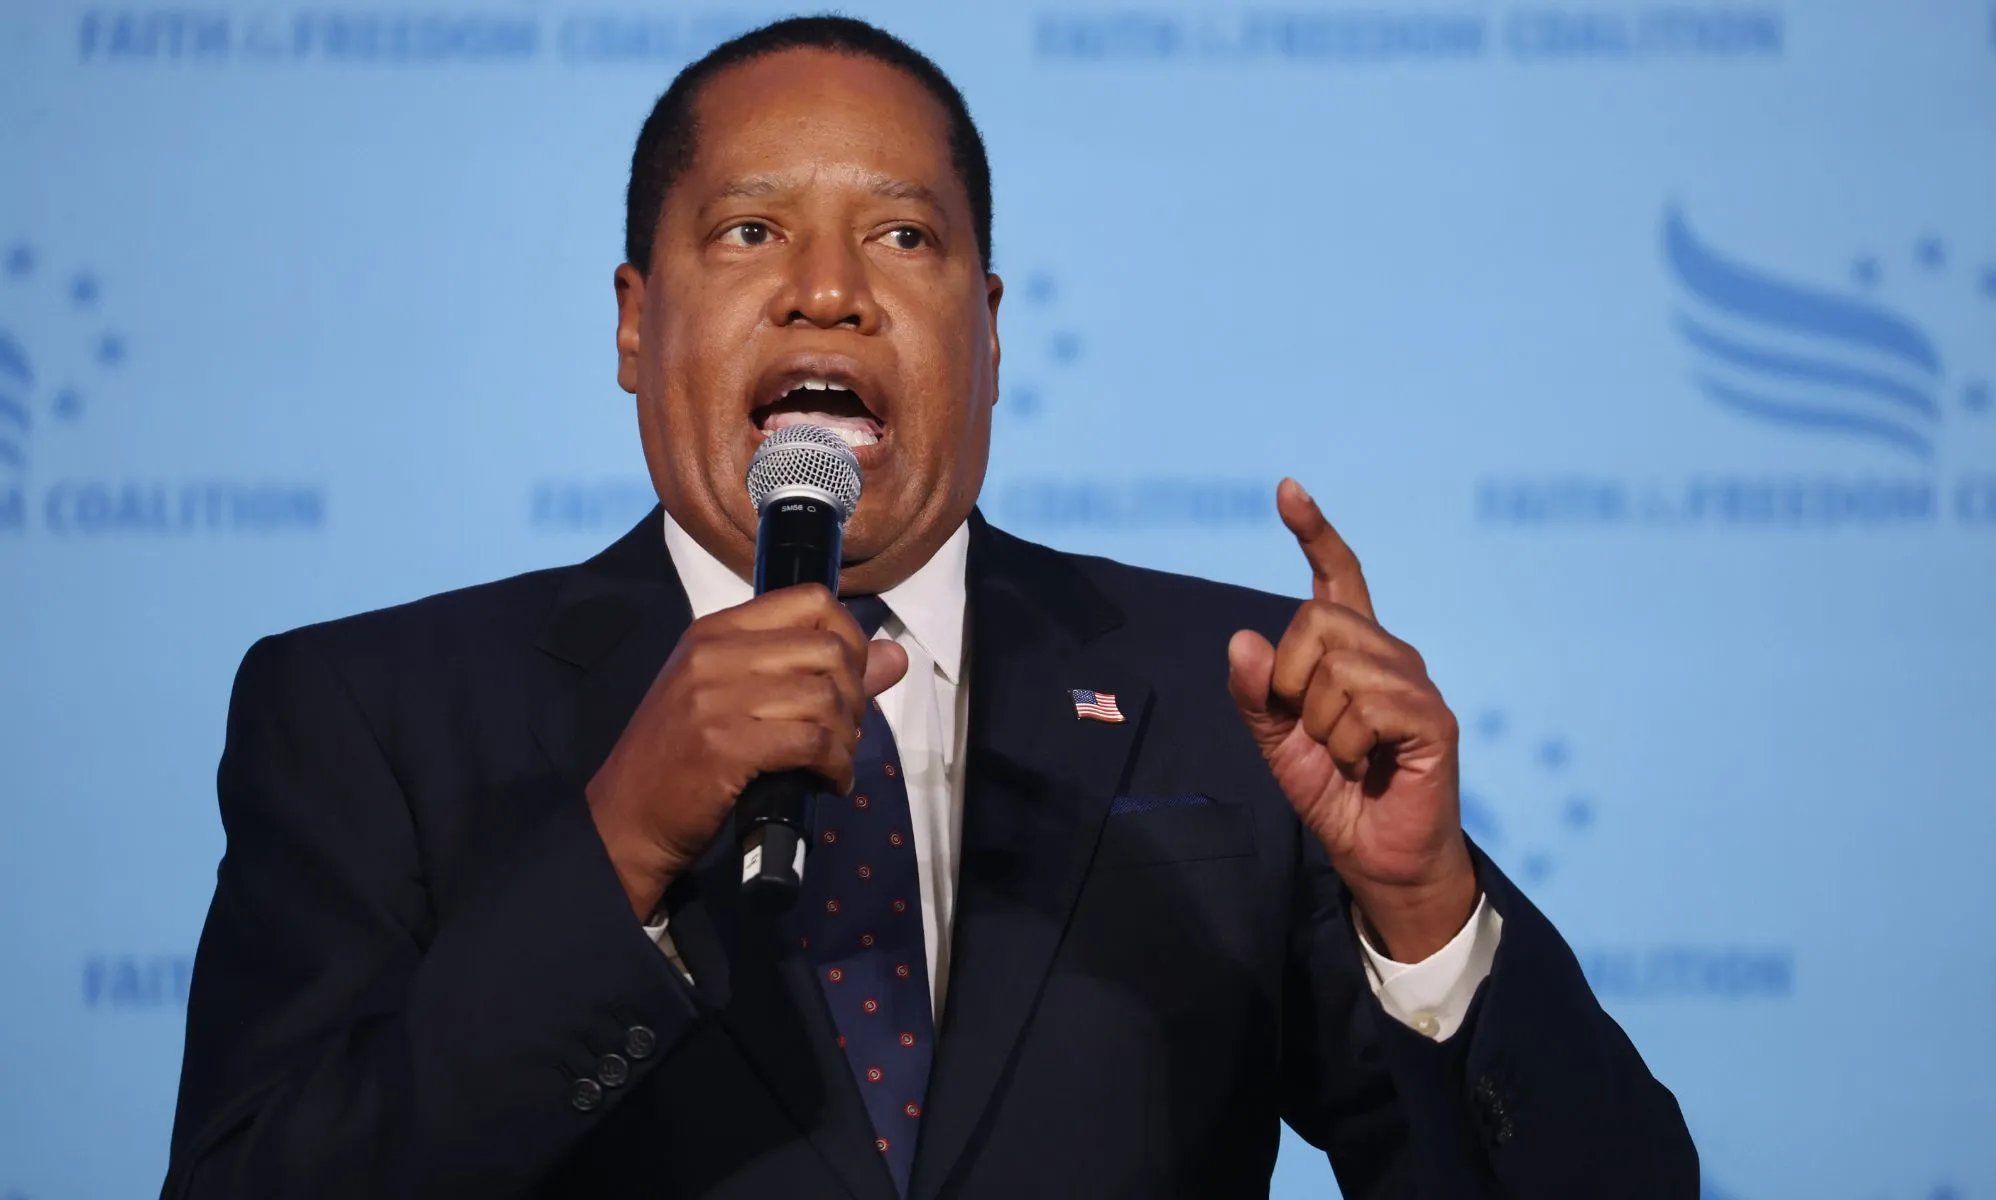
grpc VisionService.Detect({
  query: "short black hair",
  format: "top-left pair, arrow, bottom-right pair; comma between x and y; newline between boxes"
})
624,15 -> 992,275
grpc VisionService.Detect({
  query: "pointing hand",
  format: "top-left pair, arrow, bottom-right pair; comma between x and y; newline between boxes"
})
1227,479 -> 1476,962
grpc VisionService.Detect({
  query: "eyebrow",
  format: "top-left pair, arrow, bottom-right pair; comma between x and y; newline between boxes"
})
707,171 -> 946,211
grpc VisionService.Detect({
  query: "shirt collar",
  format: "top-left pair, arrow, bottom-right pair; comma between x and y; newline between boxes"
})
660,508 -> 968,685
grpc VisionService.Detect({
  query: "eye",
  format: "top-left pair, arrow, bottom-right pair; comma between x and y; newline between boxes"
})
883,226 -> 927,251
720,221 -> 772,247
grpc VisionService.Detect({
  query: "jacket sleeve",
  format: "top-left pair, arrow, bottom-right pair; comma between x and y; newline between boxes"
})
1279,837 -> 1700,1198
161,631 -> 699,1198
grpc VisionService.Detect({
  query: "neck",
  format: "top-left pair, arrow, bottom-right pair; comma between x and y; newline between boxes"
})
663,498 -> 975,598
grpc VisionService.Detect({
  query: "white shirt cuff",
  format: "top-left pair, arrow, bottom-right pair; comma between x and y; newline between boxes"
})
1354,894 -> 1503,1041
644,914 -> 695,984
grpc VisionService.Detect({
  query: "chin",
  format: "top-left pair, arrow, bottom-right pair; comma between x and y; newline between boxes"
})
838,514 -> 898,563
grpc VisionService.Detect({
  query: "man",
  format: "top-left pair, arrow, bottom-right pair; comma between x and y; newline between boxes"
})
164,15 -> 1695,1199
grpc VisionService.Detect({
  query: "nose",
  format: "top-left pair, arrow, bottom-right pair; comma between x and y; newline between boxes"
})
771,232 -> 881,334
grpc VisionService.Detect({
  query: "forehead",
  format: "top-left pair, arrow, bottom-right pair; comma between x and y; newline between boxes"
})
684,48 -> 961,199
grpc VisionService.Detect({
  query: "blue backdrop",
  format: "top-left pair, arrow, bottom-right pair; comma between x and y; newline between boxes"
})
3,2 -> 1993,1197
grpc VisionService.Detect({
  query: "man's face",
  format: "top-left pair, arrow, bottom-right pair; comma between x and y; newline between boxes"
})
615,48 -> 1002,594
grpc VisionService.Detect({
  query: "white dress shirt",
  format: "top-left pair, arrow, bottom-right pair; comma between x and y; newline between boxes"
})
651,511 -> 1499,1040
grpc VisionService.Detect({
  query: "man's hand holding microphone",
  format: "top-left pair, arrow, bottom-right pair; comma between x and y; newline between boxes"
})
586,585 -> 908,920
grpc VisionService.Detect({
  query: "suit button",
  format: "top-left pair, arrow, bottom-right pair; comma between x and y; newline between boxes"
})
625,1025 -> 657,1060
570,1077 -> 604,1112
598,1053 -> 630,1088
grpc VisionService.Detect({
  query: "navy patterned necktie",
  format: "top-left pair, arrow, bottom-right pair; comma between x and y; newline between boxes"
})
792,593 -> 935,1195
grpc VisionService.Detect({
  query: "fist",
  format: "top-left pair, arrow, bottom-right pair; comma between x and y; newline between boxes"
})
1227,479 -> 1475,961
586,585 -> 909,919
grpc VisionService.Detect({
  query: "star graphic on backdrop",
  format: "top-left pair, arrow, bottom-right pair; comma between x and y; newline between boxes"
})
1561,796 -> 1595,830
1850,256 -> 1880,288
1536,738 -> 1569,770
71,273 -> 100,307
4,243 -> 33,278
1981,267 -> 1996,301
53,386 -> 84,420
96,334 -> 126,366
1001,271 -> 1083,424
1914,236 -> 1945,270
1964,382 -> 1990,414
1475,709 -> 1508,739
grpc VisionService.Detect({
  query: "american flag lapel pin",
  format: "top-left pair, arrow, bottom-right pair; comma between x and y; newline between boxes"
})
1070,688 -> 1125,723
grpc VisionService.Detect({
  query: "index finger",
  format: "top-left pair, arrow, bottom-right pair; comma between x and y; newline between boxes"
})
720,585 -> 870,670
1276,477 -> 1374,620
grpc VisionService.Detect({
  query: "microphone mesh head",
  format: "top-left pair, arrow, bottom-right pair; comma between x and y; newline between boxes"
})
745,424 -> 864,519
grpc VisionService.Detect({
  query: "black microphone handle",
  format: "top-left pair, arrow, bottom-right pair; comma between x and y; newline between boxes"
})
738,770 -> 817,908
738,492 -> 845,913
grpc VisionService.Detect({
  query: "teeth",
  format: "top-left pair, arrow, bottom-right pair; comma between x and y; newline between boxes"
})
761,409 -> 880,448
793,379 -> 849,393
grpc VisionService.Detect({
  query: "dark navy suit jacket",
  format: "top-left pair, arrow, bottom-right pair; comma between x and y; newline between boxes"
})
164,509 -> 1697,1198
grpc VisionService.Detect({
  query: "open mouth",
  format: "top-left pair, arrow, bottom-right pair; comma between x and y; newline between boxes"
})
750,377 -> 886,450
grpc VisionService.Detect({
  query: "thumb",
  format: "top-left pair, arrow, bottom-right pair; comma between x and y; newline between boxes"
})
1226,629 -> 1276,719
862,639 -> 910,699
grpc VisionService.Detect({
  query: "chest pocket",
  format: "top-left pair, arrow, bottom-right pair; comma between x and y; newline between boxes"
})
1094,800 -> 1256,867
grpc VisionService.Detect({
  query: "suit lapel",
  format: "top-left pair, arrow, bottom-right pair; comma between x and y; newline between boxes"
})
530,521 -> 684,791
528,507 -> 743,1002
910,517 -> 1153,1200
530,507 -> 895,1200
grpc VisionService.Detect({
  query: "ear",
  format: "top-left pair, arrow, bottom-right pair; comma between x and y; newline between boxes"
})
984,271 -> 1004,407
614,262 -> 647,396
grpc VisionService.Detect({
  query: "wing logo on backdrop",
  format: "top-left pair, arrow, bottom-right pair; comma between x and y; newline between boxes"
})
0,240 -> 324,537
1665,207 -> 1964,461
0,330 -> 30,471
1477,206 -> 1996,530
1462,706 -> 1792,1003
0,244 -> 116,479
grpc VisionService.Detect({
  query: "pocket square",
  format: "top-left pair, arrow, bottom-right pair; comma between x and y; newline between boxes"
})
1108,793 -> 1216,817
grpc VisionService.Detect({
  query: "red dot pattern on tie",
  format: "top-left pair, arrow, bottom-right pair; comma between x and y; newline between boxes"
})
791,596 -> 935,1199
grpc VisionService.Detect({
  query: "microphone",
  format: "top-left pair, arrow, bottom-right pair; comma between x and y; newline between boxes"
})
737,423 -> 865,911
